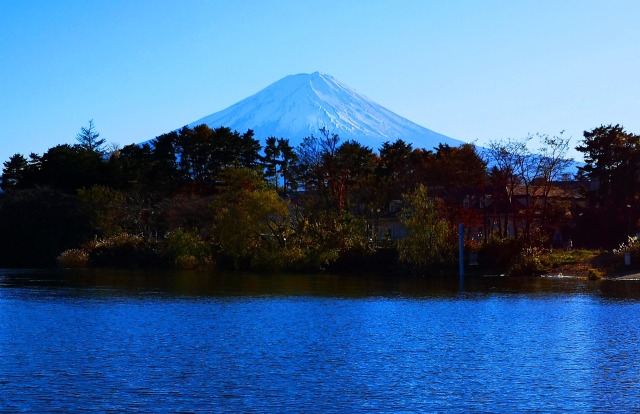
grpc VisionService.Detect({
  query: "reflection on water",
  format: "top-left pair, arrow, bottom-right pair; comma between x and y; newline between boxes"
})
1,269 -> 640,412
2,267 -> 636,298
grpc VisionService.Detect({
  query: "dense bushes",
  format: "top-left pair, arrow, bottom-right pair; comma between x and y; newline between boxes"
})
86,234 -> 163,268
477,237 -> 525,274
57,231 -> 213,269
7,122 -> 637,275
397,185 -> 453,274
165,229 -> 214,269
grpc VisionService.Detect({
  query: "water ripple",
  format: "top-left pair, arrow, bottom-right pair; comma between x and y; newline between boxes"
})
1,276 -> 640,412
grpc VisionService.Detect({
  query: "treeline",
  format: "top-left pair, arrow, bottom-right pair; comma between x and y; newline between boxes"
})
0,121 -> 637,273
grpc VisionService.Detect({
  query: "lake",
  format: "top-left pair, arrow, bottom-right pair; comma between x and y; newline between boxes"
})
1,269 -> 640,412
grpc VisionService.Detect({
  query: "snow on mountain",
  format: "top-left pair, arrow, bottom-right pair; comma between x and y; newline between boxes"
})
186,72 -> 465,151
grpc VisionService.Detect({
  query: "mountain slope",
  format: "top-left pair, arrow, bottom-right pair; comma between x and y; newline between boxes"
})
187,72 -> 464,150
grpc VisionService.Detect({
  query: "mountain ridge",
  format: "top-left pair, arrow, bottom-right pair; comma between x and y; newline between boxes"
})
186,72 -> 464,151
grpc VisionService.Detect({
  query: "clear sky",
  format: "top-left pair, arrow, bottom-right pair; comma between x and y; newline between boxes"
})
1,0 -> 639,164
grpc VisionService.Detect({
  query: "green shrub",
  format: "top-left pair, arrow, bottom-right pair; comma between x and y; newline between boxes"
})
165,229 -> 214,269
397,185 -> 452,272
539,249 -> 600,269
477,237 -> 554,276
509,246 -> 548,276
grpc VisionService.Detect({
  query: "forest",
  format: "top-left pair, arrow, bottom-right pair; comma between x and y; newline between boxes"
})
1,121 -> 638,275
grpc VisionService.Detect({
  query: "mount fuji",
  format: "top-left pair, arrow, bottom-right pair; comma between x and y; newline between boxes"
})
186,72 -> 464,151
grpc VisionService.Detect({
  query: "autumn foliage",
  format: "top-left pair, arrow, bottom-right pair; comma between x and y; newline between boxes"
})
4,122 -> 636,274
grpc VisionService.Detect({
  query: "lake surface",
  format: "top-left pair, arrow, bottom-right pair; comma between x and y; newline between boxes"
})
1,269 -> 640,412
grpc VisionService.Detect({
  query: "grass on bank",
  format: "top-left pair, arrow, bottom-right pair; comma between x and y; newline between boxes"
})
540,248 -> 600,267
537,248 -> 607,279
56,229 -> 638,280
536,246 -> 640,280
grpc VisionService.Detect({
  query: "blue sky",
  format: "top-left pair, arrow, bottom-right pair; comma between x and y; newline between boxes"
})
1,0 -> 639,164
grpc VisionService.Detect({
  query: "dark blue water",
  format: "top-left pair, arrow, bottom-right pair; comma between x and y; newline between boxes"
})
1,269 -> 640,412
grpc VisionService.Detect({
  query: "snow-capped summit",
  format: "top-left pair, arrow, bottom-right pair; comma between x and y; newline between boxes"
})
187,72 -> 464,150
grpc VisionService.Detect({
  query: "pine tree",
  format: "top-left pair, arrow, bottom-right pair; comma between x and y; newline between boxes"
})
263,137 -> 281,189
76,119 -> 106,153
277,138 -> 298,194
1,153 -> 28,191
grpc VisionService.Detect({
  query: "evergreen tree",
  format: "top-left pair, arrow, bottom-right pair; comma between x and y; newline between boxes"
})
36,144 -> 108,192
262,137 -> 298,193
107,143 -> 155,191
577,124 -> 640,206
76,119 -> 106,153
331,140 -> 376,212
277,138 -> 298,194
150,130 -> 181,192
169,125 -> 263,192
1,153 -> 28,192
263,137 -> 281,188
576,124 -> 640,245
